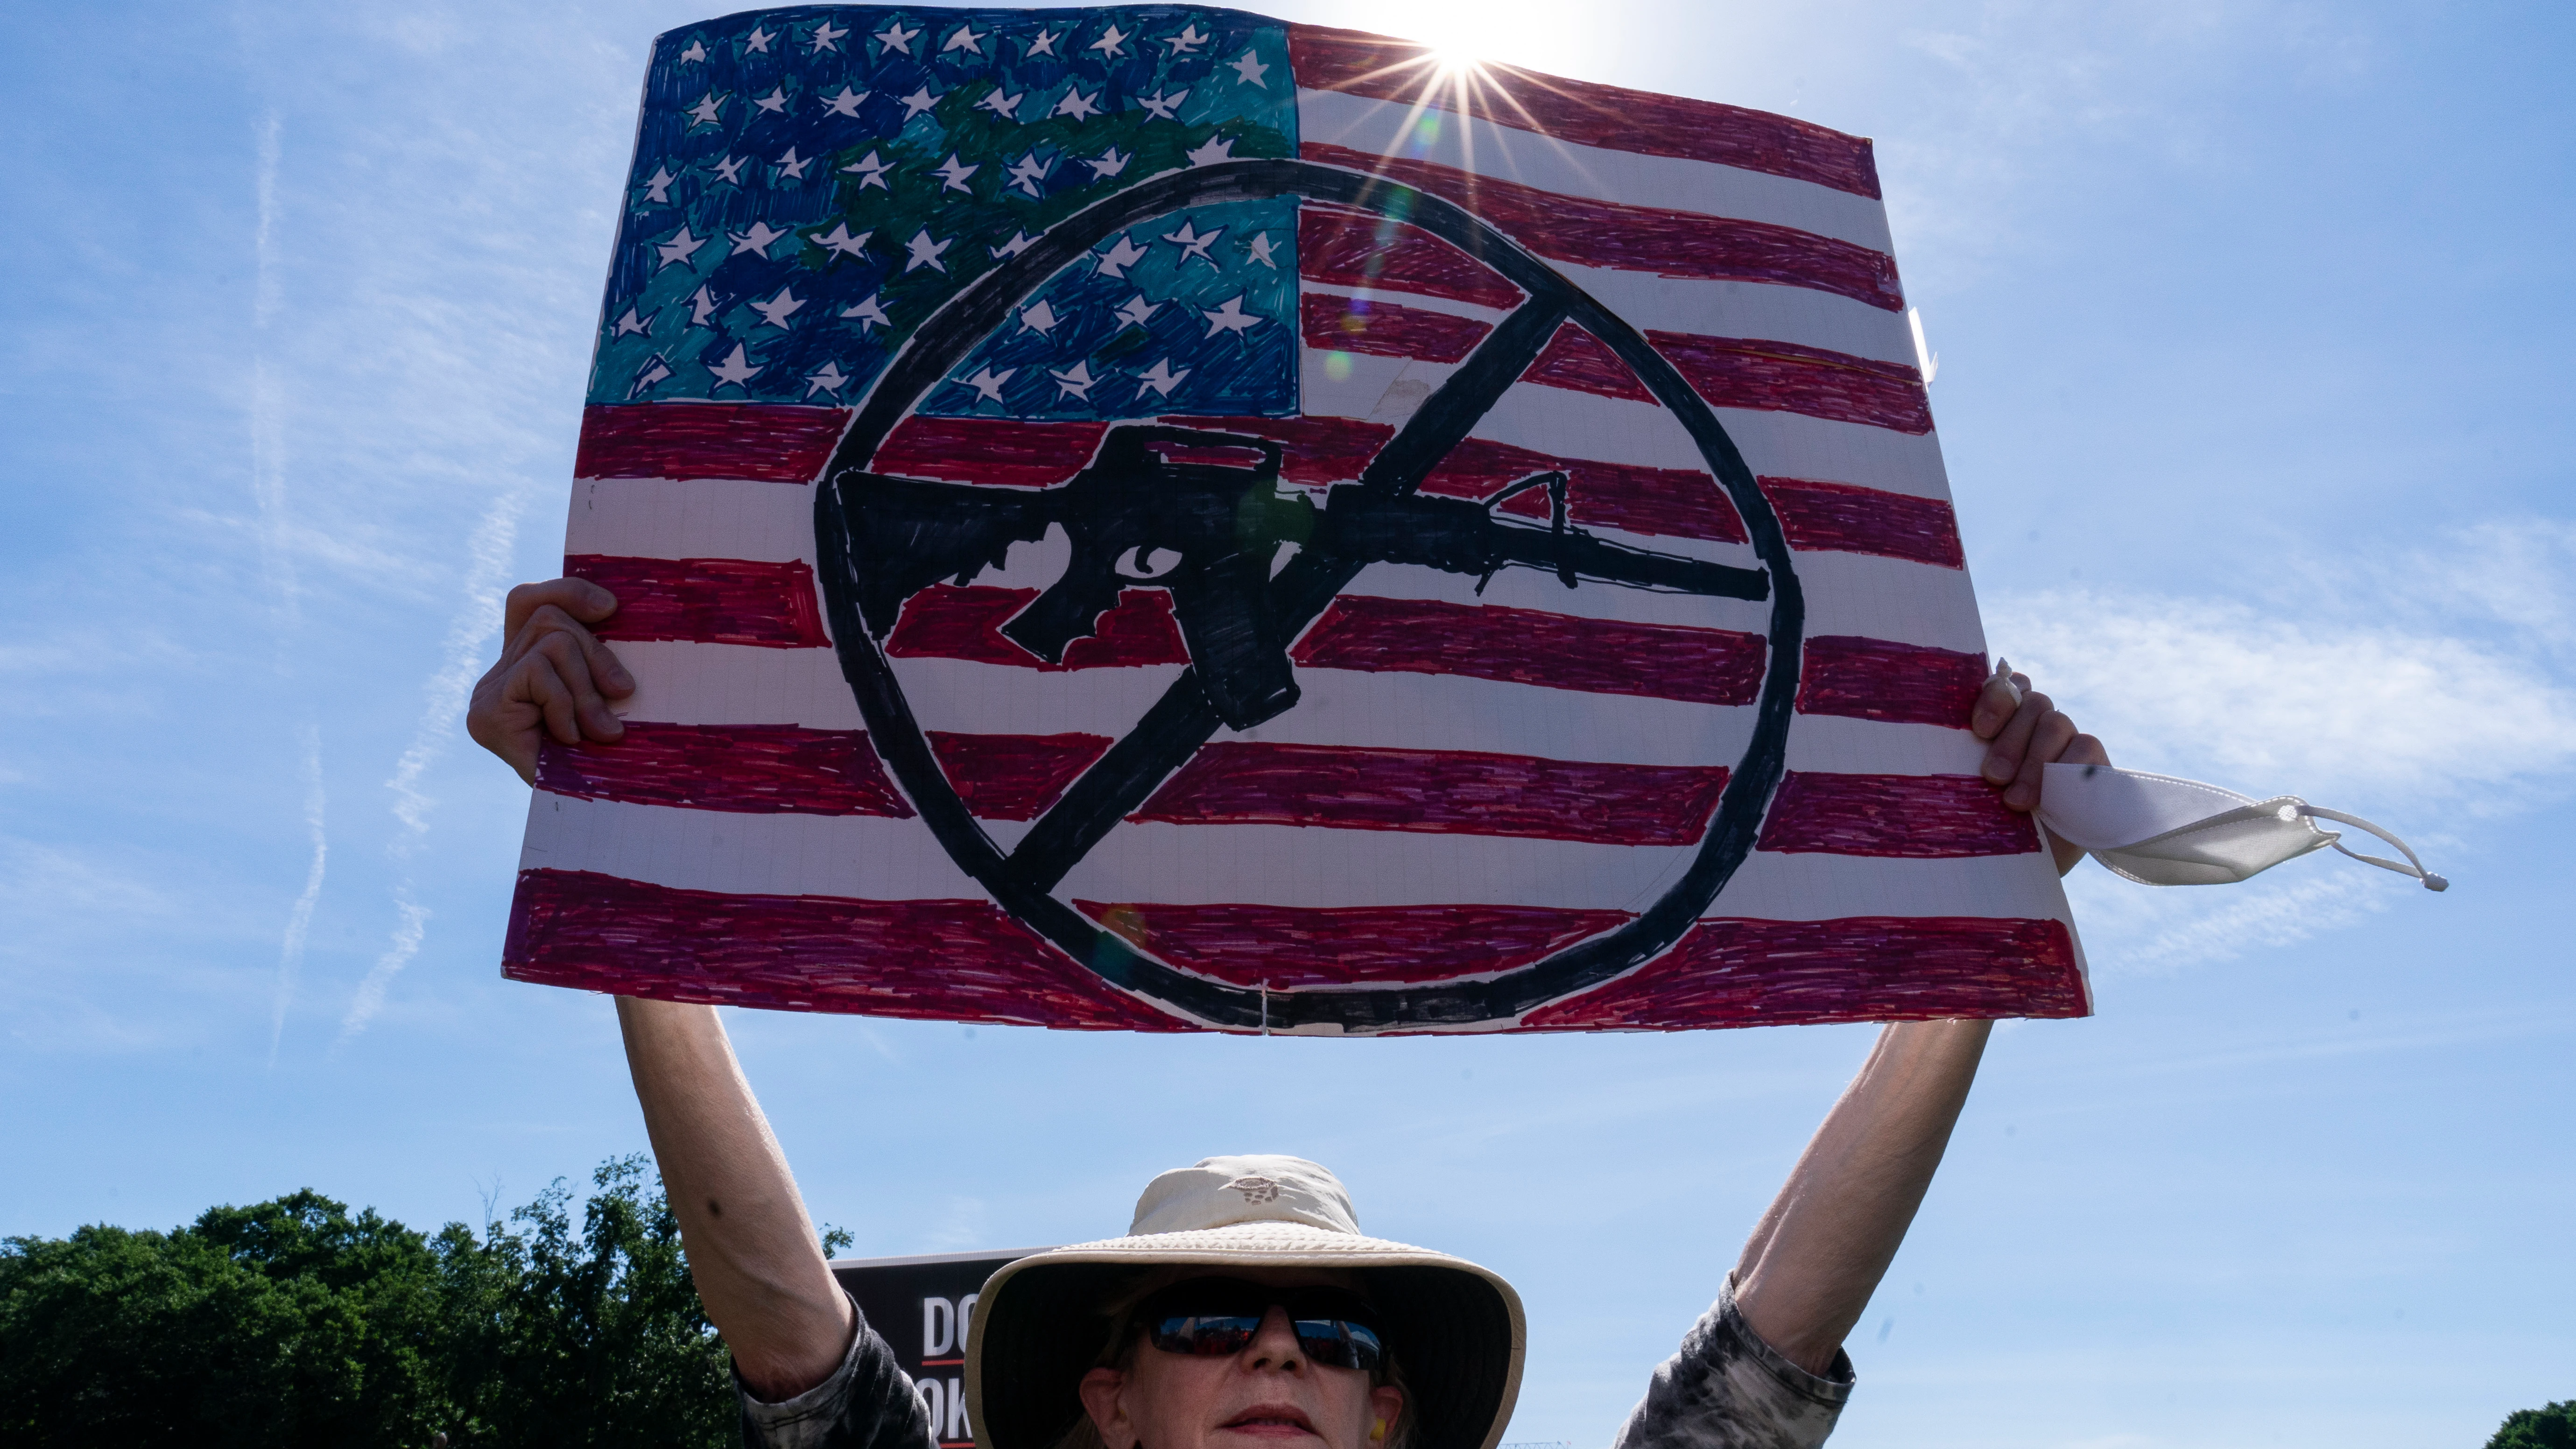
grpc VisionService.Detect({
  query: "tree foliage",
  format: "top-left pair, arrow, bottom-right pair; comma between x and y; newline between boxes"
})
0,1156 -> 741,1447
2490,1401 -> 2576,1449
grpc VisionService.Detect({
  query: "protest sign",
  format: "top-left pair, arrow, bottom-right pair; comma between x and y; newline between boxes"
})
501,5 -> 2090,1033
831,1247 -> 1052,1446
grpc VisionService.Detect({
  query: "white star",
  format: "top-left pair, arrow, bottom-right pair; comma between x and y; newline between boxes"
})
743,25 -> 774,53
898,86 -> 940,120
841,293 -> 891,331
754,86 -> 789,115
840,148 -> 894,189
708,343 -> 762,391
959,365 -> 1014,403
710,154 -> 748,186
655,225 -> 708,269
1246,232 -> 1280,269
1095,233 -> 1148,279
1088,23 -> 1130,57
1050,360 -> 1098,400
990,230 -> 1036,259
629,355 -> 672,398
904,228 -> 952,273
641,166 -> 676,204
1020,300 -> 1061,335
612,306 -> 655,337
1228,48 -> 1270,88
1137,88 -> 1188,121
1202,294 -> 1262,337
1184,134 -> 1237,168
1004,151 -> 1051,197
1027,28 -> 1062,56
774,147 -> 811,181
687,91 -> 724,127
809,222 -> 873,260
1112,292 -> 1161,328
873,20 -> 920,55
1165,23 -> 1211,53
750,286 -> 806,329
1134,358 -> 1191,399
1161,219 -> 1225,264
687,286 -> 719,327
819,85 -> 867,118
729,220 -> 791,256
1083,145 -> 1131,180
1053,87 -> 1102,121
804,360 -> 851,396
932,153 -> 978,193
677,39 -> 707,63
977,87 -> 1025,121
809,20 -> 847,53
943,23 -> 986,55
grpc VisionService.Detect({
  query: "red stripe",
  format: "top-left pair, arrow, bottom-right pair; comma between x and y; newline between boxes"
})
1300,143 -> 1903,311
1647,333 -> 1931,434
535,724 -> 909,816
1797,637 -> 1988,728
1136,742 -> 1730,845
885,584 -> 1190,668
1299,204 -> 1522,309
566,555 -> 830,648
872,415 -> 1108,487
1520,916 -> 2085,1028
1294,595 -> 1764,706
575,403 -> 847,482
1762,476 -> 1963,566
1758,772 -> 2038,857
1287,27 -> 1882,199
925,731 -> 1112,820
1423,438 -> 1745,543
1526,324 -> 1657,404
1079,901 -> 1633,986
1300,292 -> 1490,363
502,870 -> 1181,1029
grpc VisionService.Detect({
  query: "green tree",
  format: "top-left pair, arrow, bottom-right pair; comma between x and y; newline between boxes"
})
2489,1400 -> 2576,1449
0,1155 -> 756,1448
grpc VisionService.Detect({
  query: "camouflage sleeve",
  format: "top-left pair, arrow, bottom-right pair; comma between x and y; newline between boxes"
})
1609,1277 -> 1856,1449
738,1295 -> 941,1449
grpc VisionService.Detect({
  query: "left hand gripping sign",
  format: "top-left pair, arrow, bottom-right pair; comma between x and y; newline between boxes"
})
504,5 -> 2095,1033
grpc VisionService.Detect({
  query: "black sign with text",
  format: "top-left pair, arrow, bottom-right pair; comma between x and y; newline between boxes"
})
831,1248 -> 1054,1449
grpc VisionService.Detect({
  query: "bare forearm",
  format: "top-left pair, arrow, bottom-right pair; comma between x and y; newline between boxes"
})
616,996 -> 854,1398
1732,1018 -> 1991,1374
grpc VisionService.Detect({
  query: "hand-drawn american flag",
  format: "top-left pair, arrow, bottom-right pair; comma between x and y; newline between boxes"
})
502,3 -> 2091,1034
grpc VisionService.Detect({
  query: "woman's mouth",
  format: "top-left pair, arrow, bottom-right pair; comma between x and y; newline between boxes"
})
1220,1406 -> 1317,1437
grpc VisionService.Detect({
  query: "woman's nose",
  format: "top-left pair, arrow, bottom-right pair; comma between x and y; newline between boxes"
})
1243,1305 -> 1307,1372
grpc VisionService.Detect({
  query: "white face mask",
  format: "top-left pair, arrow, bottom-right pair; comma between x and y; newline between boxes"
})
2037,763 -> 2447,891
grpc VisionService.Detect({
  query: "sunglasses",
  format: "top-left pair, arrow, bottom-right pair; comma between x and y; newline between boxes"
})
1136,1278 -> 1388,1373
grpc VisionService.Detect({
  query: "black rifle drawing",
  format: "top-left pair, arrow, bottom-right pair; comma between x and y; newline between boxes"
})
845,422 -> 1770,732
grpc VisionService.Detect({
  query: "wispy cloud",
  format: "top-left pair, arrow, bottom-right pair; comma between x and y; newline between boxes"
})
268,723 -> 328,1066
1993,517 -> 2576,972
339,888 -> 428,1047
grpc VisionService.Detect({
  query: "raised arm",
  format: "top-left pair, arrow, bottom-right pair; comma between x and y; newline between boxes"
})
1731,663 -> 2106,1375
469,578 -> 854,1400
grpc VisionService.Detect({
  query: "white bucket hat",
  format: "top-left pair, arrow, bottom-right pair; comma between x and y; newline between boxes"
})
965,1155 -> 1526,1449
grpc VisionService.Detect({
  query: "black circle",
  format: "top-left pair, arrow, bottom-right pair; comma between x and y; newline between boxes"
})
812,158 -> 1806,1032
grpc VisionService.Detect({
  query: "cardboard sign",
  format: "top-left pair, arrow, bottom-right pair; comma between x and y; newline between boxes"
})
500,5 -> 2090,1033
831,1247 -> 1052,1448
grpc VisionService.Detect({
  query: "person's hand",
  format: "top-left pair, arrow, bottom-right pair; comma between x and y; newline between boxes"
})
466,577 -> 636,784
1969,659 -> 2108,874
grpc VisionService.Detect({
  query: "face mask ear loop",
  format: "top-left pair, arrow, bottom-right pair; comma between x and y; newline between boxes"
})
2296,805 -> 2449,891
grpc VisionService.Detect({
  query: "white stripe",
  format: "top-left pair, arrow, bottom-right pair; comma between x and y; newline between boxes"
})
1305,265 -> 1917,369
1303,347 -> 1957,501
565,476 -> 812,561
525,791 -> 2071,922
606,641 -> 1995,777
1297,87 -> 1895,253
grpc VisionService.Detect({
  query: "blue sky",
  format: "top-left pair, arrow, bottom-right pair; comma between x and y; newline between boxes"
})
4,2 -> 2570,1446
